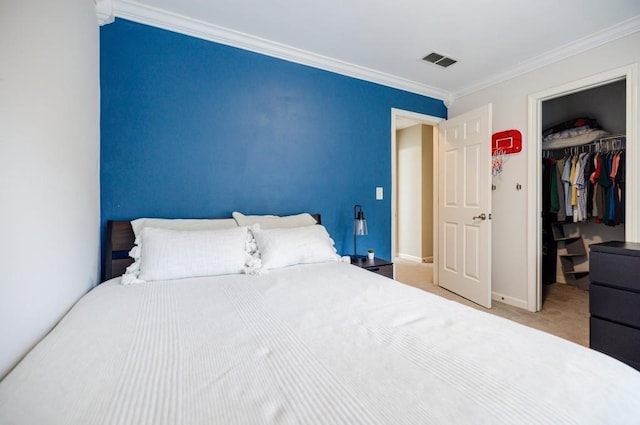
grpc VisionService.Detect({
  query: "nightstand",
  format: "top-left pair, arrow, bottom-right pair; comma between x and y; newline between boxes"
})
351,257 -> 394,279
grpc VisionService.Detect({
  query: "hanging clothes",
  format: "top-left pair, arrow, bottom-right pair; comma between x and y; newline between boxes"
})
589,152 -> 600,212
576,152 -> 590,222
597,153 -> 612,223
562,154 -> 573,220
615,151 -> 625,225
555,158 -> 567,221
582,152 -> 595,219
570,154 -> 580,222
542,137 -> 625,227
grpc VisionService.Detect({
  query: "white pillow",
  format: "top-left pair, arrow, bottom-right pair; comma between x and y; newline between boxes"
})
232,212 -> 317,229
252,224 -> 339,270
131,217 -> 238,243
135,226 -> 248,281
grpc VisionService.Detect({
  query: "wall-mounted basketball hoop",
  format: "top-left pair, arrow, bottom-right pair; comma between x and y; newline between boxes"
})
491,129 -> 522,176
492,129 -> 522,155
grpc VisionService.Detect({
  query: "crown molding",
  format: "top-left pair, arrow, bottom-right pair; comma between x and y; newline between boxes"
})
452,14 -> 640,100
111,0 -> 452,104
95,0 -> 115,25
108,1 -> 638,107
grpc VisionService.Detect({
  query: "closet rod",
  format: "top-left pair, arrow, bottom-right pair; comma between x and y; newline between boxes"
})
542,135 -> 626,157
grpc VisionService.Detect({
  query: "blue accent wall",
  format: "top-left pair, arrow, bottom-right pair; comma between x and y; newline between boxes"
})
100,19 -> 447,260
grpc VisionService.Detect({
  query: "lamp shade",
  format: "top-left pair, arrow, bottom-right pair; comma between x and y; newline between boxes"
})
354,212 -> 368,235
353,205 -> 368,235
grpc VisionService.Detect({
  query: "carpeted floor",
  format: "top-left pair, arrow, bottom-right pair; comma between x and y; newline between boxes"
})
394,259 -> 589,347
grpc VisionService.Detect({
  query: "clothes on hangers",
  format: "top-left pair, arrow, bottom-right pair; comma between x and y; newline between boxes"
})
561,154 -> 573,219
555,158 -> 566,221
542,140 -> 625,226
576,152 -> 590,222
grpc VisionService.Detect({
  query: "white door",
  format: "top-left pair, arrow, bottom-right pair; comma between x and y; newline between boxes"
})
438,104 -> 492,308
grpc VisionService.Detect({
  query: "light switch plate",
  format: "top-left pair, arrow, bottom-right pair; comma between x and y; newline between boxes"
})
376,187 -> 383,200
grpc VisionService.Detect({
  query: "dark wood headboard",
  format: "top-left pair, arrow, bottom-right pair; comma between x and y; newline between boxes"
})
103,214 -> 321,281
104,221 -> 136,281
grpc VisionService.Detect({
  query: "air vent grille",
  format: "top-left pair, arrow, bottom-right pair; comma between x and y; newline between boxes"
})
422,52 -> 457,68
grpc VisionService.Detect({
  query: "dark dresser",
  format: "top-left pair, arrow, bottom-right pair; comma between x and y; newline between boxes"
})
589,241 -> 640,371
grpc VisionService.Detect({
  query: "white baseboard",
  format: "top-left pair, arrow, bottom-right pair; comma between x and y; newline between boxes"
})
492,292 -> 529,310
396,253 -> 423,263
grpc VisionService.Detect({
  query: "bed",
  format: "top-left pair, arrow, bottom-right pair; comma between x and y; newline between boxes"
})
1,212 -> 639,425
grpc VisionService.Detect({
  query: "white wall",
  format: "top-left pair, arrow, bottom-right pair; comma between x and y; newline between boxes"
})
421,126 -> 434,259
397,124 -> 434,262
0,0 -> 100,378
397,125 -> 423,260
449,32 -> 640,307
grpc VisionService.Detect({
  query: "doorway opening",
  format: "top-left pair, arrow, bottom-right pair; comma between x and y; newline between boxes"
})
528,64 -> 638,312
390,109 -> 443,286
391,105 -> 494,308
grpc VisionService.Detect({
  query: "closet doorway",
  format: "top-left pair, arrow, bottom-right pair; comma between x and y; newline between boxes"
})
540,80 -> 625,298
528,64 -> 639,312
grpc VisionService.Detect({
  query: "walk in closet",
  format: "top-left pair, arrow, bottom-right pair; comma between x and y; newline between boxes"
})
540,79 -> 626,296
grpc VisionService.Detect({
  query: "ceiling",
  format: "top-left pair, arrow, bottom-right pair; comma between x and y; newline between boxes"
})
107,0 -> 640,103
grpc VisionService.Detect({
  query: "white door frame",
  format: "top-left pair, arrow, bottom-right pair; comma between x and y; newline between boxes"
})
390,108 -> 444,281
527,64 -> 639,311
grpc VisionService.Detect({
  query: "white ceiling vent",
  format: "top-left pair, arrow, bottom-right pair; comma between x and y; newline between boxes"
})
422,52 -> 457,68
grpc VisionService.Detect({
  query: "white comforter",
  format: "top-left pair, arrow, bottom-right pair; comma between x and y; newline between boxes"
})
1,262 -> 639,424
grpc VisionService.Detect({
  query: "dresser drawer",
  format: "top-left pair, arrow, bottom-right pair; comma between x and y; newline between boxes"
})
590,283 -> 640,328
366,264 -> 393,278
354,258 -> 394,279
590,317 -> 640,371
590,242 -> 640,292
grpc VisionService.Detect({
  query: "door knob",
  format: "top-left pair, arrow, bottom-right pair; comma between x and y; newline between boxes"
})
472,213 -> 487,220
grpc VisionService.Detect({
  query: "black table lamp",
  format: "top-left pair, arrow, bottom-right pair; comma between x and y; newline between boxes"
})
352,204 -> 368,262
